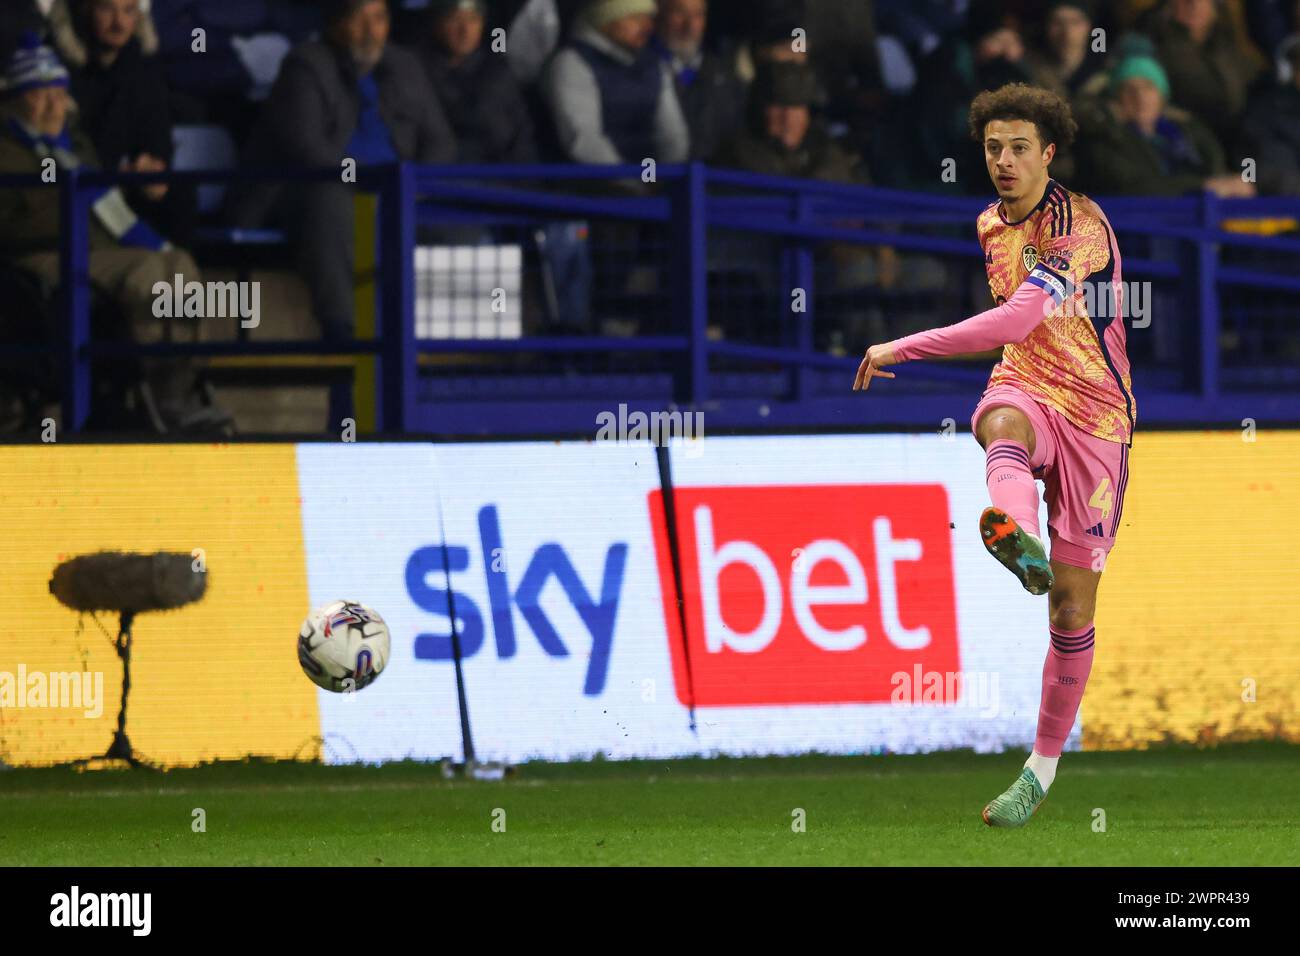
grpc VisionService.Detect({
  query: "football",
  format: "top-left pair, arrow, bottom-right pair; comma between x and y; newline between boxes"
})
297,600 -> 391,693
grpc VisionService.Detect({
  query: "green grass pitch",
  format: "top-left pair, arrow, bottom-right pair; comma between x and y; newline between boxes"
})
1,743 -> 1295,865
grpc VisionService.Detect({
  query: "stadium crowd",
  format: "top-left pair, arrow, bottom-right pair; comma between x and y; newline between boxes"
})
1,0 -> 1299,433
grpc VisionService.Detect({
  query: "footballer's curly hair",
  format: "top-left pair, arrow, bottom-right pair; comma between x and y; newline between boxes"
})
968,83 -> 1078,150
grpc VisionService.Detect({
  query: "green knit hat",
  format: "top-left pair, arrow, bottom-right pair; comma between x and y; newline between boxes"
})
584,0 -> 658,28
1110,55 -> 1170,100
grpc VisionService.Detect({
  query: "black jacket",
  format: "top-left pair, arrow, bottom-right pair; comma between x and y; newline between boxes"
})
1239,83 -> 1300,195
670,50 -> 746,162
71,40 -> 173,169
417,45 -> 537,164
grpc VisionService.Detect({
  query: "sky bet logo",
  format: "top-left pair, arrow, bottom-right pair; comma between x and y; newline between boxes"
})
406,505 -> 627,694
649,484 -> 960,707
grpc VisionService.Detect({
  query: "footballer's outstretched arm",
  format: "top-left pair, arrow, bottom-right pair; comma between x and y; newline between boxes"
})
853,279 -> 1059,390
892,279 -> 1059,361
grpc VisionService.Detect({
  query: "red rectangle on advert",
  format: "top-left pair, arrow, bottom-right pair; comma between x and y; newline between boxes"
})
649,484 -> 960,707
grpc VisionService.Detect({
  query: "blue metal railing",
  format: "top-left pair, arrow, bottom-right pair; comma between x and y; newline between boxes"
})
2,161 -> 1299,435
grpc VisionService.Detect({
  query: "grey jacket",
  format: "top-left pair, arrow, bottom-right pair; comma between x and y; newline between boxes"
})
231,39 -> 456,225
540,22 -> 689,165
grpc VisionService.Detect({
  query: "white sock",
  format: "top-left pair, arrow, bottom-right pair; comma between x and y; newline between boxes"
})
1024,751 -> 1058,792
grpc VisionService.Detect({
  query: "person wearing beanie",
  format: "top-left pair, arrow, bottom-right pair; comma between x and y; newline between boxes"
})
0,32 -> 232,433
1111,54 -> 1171,99
585,0 -> 658,30
416,0 -> 538,163
230,0 -> 456,341
1073,51 -> 1253,198
540,0 -> 689,165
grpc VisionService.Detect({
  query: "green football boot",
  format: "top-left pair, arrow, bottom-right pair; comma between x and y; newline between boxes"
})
979,507 -> 1055,595
982,767 -> 1047,828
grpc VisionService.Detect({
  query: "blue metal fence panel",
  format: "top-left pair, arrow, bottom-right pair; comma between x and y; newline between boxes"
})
1,163 -> 1298,435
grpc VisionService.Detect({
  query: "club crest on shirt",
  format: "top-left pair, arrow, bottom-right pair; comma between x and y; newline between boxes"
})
1022,244 -> 1038,271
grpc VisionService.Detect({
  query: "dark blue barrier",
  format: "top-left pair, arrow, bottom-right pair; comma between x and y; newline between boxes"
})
1,163 -> 1298,435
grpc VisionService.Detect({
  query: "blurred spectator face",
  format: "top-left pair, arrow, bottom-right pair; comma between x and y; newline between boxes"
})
435,7 -> 484,59
658,0 -> 707,58
976,27 -> 1024,64
1046,5 -> 1091,61
1170,0 -> 1216,40
1116,76 -> 1164,132
330,0 -> 391,72
19,85 -> 71,137
764,104 -> 809,150
89,0 -> 140,53
602,13 -> 655,51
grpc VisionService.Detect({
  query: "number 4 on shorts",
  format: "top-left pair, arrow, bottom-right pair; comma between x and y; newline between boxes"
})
1089,478 -> 1113,520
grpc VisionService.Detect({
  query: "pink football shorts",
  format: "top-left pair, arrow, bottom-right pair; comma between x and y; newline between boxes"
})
970,384 -> 1130,571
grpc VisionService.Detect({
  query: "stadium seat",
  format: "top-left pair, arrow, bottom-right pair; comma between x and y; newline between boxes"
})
171,123 -> 240,215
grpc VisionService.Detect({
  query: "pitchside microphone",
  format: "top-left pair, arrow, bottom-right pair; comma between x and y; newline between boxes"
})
48,551 -> 207,767
50,551 -> 206,613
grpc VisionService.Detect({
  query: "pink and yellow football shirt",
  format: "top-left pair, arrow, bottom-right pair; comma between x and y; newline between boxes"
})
977,179 -> 1136,445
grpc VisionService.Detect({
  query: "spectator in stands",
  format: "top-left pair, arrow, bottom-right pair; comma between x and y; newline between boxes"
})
1238,34 -> 1300,194
1240,0 -> 1300,62
231,0 -> 456,341
714,61 -> 858,182
732,8 -> 812,84
800,0 -> 887,147
49,0 -> 158,67
912,2 -> 1032,192
1074,54 -> 1255,196
729,0 -> 883,108
541,0 -> 689,167
62,0 -> 194,246
873,0 -> 967,63
651,0 -> 743,161
1025,1 -> 1107,99
417,0 -> 537,163
714,61 -> 912,351
0,33 -> 231,432
1020,0 -> 1108,186
497,0 -> 586,86
1141,0 -> 1264,150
